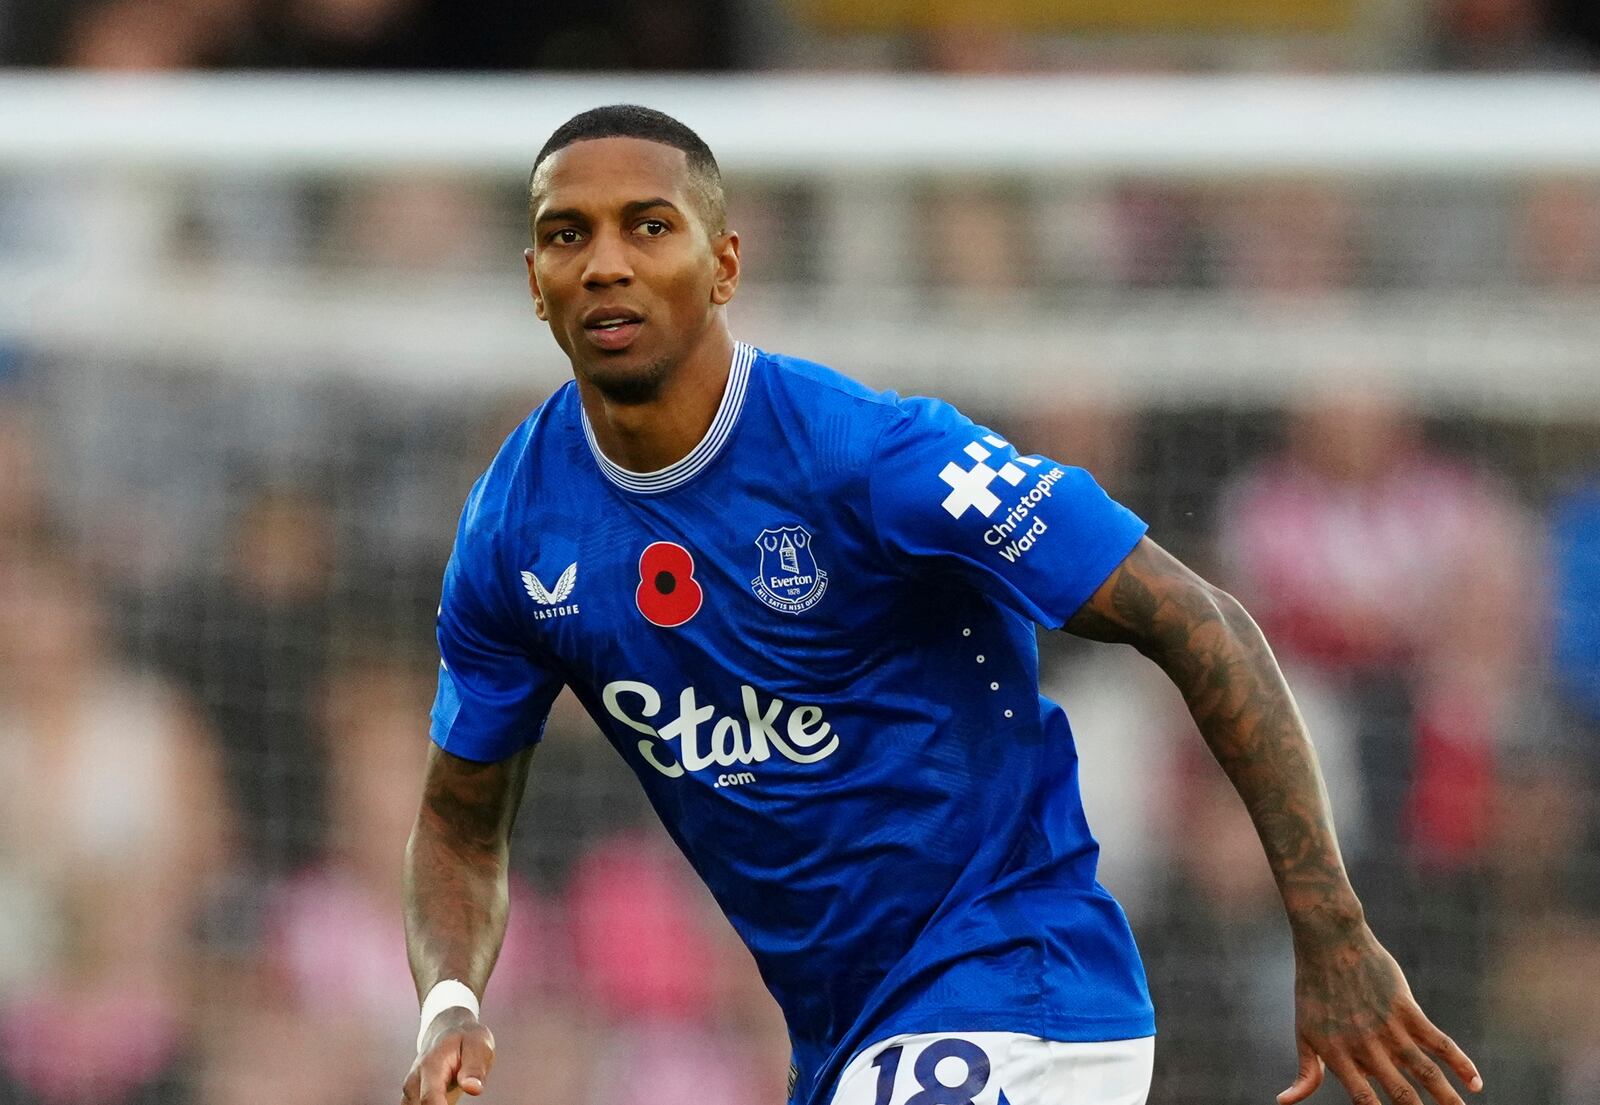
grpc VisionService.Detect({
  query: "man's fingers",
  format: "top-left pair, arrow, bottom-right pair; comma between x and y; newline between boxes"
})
457,1030 -> 496,1096
1409,1014 -> 1483,1092
1361,1045 -> 1424,1105
1396,1042 -> 1464,1105
1278,1038 -> 1325,1104
419,1071 -> 448,1105
405,1021 -> 494,1105
419,1050 -> 460,1105
1327,1052 -> 1382,1105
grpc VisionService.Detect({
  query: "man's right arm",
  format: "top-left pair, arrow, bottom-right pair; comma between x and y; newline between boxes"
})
402,742 -> 534,1105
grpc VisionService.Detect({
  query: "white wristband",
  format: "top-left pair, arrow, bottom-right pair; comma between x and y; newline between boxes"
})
417,979 -> 480,1054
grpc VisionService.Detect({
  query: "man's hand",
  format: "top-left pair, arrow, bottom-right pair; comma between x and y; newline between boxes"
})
402,1007 -> 496,1105
1280,917 -> 1482,1105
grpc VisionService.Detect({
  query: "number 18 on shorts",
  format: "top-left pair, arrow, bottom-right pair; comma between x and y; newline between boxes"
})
828,1032 -> 1154,1105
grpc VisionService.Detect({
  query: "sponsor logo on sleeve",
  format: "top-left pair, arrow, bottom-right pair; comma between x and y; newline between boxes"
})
936,434 -> 1065,563
521,562 -> 579,619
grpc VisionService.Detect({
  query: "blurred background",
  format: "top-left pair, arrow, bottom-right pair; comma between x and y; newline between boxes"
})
2,2 -> 1599,1104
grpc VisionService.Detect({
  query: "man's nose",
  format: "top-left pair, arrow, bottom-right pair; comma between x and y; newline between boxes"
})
582,228 -> 633,287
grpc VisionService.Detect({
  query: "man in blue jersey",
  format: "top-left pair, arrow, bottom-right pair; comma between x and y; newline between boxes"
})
401,105 -> 1483,1105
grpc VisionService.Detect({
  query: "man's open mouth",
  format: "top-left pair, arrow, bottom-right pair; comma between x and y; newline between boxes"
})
581,309 -> 645,349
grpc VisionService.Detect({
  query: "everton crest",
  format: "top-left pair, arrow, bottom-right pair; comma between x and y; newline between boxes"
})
751,525 -> 828,614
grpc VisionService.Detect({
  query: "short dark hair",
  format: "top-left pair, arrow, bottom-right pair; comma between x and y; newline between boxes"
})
528,104 -> 726,236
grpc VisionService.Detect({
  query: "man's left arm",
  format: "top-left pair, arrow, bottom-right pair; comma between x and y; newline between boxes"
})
1066,536 -> 1484,1105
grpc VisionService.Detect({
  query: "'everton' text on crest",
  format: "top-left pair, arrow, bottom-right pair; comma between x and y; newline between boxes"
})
750,525 -> 828,614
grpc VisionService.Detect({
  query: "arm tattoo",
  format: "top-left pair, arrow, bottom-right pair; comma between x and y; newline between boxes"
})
404,745 -> 533,1001
1067,539 -> 1367,947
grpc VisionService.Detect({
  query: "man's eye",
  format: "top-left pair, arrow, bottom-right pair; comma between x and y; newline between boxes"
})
638,220 -> 668,236
550,228 -> 582,244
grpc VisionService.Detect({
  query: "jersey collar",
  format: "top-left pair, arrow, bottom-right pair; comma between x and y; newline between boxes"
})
580,340 -> 755,495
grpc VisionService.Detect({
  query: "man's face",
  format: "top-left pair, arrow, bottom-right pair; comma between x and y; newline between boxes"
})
526,137 -> 738,402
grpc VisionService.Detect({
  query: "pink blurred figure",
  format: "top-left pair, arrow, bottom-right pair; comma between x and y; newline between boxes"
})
0,545 -> 231,1104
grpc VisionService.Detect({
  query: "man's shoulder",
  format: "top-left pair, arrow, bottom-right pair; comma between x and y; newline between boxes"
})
750,350 -> 991,491
455,382 -> 581,545
757,347 -> 907,424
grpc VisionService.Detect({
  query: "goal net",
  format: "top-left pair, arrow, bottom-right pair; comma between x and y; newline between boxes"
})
0,73 -> 1595,1105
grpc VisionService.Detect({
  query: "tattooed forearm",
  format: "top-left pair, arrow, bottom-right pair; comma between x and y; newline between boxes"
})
404,744 -> 533,1000
1073,539 -> 1487,1103
1067,538 -> 1362,939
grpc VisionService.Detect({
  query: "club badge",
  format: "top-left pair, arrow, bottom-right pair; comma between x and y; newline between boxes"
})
751,525 -> 828,615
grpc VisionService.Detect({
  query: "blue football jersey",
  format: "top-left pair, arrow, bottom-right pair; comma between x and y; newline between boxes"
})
431,342 -> 1156,1104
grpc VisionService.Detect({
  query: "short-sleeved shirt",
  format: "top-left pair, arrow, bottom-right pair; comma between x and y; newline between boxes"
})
431,343 -> 1154,1104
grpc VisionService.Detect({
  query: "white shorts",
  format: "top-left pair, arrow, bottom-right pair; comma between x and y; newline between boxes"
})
828,1031 -> 1153,1105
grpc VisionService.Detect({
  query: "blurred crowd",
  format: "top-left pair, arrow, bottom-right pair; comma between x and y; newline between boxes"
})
2,0 -> 1600,1096
0,0 -> 743,71
4,0 -> 1600,72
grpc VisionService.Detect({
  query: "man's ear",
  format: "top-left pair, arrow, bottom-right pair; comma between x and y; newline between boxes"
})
525,248 -> 546,320
710,231 -> 740,306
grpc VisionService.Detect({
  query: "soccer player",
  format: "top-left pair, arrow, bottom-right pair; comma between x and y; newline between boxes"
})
402,105 -> 1483,1105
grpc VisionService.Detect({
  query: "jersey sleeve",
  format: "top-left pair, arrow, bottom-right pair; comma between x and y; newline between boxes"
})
867,395 -> 1148,628
430,500 -> 564,763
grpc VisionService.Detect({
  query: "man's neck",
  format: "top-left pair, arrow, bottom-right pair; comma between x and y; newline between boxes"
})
576,325 -> 736,473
